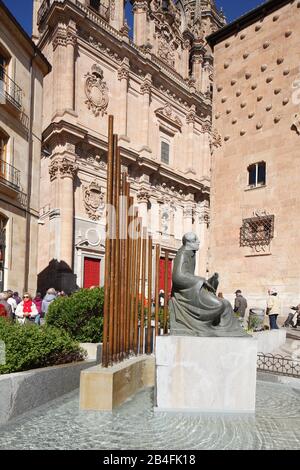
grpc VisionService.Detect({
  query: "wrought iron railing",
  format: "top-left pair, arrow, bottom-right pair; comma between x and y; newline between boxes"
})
0,160 -> 21,190
37,0 -> 52,24
0,65 -> 22,110
38,0 -> 110,24
257,353 -> 300,378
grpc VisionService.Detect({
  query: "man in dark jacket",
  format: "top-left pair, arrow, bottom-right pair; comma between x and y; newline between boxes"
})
234,290 -> 248,319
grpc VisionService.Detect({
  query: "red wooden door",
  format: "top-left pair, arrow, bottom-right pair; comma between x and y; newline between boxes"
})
159,257 -> 172,296
83,257 -> 100,288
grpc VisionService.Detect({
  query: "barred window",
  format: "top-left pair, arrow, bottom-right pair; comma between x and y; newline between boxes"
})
240,215 -> 274,249
161,141 -> 170,165
248,162 -> 266,187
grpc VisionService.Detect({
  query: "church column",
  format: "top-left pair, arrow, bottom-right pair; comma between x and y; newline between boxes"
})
182,40 -> 190,80
52,24 -> 67,115
65,23 -> 77,112
59,154 -> 78,268
132,1 -> 148,46
183,200 -> 194,234
202,122 -> 212,179
140,74 -> 152,152
201,55 -> 213,95
192,56 -> 203,92
117,58 -> 130,139
137,189 -> 150,229
109,0 -> 125,31
195,201 -> 210,276
185,105 -> 196,175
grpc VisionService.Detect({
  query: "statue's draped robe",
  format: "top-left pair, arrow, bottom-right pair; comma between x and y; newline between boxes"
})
169,247 -> 248,337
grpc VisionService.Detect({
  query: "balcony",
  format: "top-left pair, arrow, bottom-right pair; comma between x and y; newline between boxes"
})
37,0 -> 110,25
0,65 -> 23,112
0,160 -> 21,197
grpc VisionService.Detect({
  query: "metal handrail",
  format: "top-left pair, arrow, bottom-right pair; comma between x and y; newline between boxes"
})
0,160 -> 21,190
0,65 -> 22,110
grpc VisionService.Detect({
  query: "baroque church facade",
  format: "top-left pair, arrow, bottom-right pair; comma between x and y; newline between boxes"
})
32,0 -> 225,292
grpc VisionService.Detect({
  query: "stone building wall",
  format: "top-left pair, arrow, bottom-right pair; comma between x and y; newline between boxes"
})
208,0 -> 300,316
34,0 -> 224,293
0,2 -> 50,294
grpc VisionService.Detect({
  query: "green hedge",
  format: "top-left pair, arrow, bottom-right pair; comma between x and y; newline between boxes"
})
45,288 -> 104,343
0,318 -> 86,375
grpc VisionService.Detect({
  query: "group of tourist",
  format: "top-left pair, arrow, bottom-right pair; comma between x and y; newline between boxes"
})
0,288 -> 65,325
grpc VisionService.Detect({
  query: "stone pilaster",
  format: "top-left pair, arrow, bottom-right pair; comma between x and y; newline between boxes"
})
48,153 -> 78,268
140,73 -> 152,153
117,58 -> 130,139
185,105 -> 196,175
109,0 -> 125,32
137,188 -> 150,228
202,121 -> 212,179
183,201 -> 194,234
132,0 -> 148,47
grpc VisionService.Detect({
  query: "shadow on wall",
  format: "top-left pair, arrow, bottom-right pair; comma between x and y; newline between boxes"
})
37,259 -> 77,296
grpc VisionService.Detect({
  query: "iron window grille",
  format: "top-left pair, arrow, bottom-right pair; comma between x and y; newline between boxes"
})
240,214 -> 274,248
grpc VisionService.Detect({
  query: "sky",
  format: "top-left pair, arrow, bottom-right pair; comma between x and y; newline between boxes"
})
2,0 -> 265,38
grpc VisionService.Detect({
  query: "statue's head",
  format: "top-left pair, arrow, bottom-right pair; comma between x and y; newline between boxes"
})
182,232 -> 200,251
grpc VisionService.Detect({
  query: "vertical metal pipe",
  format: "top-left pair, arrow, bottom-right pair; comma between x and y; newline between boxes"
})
155,244 -> 160,340
139,228 -> 147,354
113,144 -> 121,362
119,172 -> 127,358
129,209 -> 138,351
108,134 -> 118,364
163,251 -> 169,335
102,115 -> 114,367
147,236 -> 153,354
125,195 -> 134,356
134,217 -> 142,355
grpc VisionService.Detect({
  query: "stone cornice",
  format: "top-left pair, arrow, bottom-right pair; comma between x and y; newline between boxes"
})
42,120 -> 210,195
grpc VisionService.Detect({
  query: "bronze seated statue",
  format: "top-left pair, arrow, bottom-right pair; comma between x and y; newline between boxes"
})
169,233 -> 249,337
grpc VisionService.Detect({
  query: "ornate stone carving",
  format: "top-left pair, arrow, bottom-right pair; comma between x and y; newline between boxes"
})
157,29 -> 176,68
49,157 -> 78,180
137,189 -> 150,204
210,128 -> 222,154
155,103 -> 182,130
83,181 -> 105,221
84,64 -> 109,117
53,26 -> 67,50
186,105 -> 196,124
140,74 -> 152,95
117,58 -> 130,81
292,113 -> 300,135
60,158 -> 78,178
183,204 -> 194,219
198,200 -> 210,224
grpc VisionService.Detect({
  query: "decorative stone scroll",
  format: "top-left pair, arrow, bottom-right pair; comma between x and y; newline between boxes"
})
83,181 -> 105,221
155,103 -> 182,131
84,64 -> 109,117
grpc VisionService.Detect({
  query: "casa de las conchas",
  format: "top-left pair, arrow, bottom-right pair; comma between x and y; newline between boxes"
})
32,0 -> 225,292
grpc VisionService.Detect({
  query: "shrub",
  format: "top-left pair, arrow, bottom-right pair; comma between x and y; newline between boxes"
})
0,318 -> 86,375
46,288 -> 104,343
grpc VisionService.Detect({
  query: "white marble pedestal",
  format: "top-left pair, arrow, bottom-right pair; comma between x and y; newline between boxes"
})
155,336 -> 258,413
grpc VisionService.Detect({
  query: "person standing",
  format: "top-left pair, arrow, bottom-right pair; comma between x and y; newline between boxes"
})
0,292 -> 13,319
266,288 -> 280,330
233,290 -> 248,319
42,288 -> 57,317
6,290 -> 17,317
15,293 -> 39,325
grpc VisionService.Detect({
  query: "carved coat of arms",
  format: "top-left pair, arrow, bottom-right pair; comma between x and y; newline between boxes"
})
83,181 -> 105,221
84,64 -> 109,117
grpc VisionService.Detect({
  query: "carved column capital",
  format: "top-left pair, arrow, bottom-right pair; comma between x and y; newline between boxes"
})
53,26 -> 67,50
137,189 -> 150,204
198,200 -> 210,224
117,58 -> 130,81
49,157 -> 78,180
140,73 -> 152,95
132,0 -> 148,13
183,204 -> 194,219
186,105 -> 196,125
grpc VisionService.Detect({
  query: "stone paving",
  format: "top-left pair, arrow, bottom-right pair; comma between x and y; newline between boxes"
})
0,380 -> 299,450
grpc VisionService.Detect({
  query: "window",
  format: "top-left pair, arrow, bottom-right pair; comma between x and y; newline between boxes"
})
240,215 -> 274,249
0,130 -> 8,180
161,141 -> 170,165
248,162 -> 266,187
89,0 -> 100,11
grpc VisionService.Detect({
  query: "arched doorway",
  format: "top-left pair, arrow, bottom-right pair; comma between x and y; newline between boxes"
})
0,216 -> 7,292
